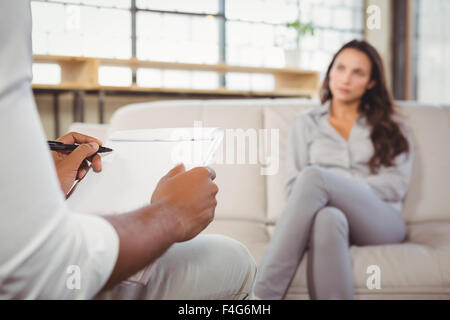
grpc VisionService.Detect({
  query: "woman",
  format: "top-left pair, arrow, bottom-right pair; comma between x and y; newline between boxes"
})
252,40 -> 413,300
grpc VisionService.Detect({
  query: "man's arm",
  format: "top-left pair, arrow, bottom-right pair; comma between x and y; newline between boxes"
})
102,204 -> 177,288
0,1 -> 217,299
102,164 -> 218,289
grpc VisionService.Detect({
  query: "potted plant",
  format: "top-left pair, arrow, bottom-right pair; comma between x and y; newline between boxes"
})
283,19 -> 315,68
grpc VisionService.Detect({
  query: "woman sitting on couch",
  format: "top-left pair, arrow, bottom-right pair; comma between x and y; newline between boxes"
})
252,40 -> 413,300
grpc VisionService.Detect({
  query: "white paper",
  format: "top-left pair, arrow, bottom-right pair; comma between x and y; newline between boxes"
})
66,128 -> 223,216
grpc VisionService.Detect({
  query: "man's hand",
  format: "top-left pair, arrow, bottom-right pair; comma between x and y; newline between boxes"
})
151,163 -> 219,243
102,163 -> 219,288
51,132 -> 103,195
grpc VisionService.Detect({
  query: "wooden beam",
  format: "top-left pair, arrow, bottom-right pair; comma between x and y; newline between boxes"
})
392,0 -> 417,100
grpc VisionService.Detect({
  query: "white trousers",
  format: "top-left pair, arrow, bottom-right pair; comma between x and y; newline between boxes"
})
95,234 -> 257,300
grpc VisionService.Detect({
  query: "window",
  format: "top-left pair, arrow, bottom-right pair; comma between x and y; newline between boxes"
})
136,0 -> 219,15
295,0 -> 365,72
31,0 -> 132,58
136,12 -> 220,64
225,0 -> 364,72
31,0 -> 366,88
225,0 -> 297,68
416,0 -> 450,104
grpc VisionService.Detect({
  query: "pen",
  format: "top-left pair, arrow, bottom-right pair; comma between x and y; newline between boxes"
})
47,140 -> 113,154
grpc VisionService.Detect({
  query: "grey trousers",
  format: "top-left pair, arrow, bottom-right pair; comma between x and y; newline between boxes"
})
253,166 -> 407,300
96,235 -> 257,300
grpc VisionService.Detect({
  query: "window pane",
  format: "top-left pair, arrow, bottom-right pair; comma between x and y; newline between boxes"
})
226,21 -> 282,68
43,0 -> 131,9
416,0 -> 450,104
82,0 -> 131,8
137,68 -> 163,87
225,0 -> 365,72
32,63 -> 61,84
137,12 -> 219,63
250,73 -> 275,92
226,73 -> 250,91
136,0 -> 219,14
31,2 -> 132,58
137,69 -> 220,90
192,71 -> 220,90
225,72 -> 277,93
296,0 -> 365,72
226,0 -> 298,24
98,66 -> 132,86
163,70 -> 191,88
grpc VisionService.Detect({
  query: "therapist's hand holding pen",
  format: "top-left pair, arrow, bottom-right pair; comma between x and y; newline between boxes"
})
49,131 -> 219,286
50,132 -> 104,195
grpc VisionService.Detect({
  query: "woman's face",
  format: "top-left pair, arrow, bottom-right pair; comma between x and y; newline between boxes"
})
329,48 -> 375,104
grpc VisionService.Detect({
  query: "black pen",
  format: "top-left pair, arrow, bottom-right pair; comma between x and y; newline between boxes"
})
47,140 -> 113,154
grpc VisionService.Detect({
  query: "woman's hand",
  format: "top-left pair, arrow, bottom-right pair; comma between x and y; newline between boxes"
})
51,132 -> 103,195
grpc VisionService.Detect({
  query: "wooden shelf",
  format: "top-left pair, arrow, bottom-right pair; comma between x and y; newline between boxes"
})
32,84 -> 316,98
32,55 -> 320,98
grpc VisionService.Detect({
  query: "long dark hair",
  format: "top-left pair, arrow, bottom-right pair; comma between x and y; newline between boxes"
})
320,40 -> 410,174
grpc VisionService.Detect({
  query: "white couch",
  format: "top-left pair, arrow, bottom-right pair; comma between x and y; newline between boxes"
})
70,98 -> 450,300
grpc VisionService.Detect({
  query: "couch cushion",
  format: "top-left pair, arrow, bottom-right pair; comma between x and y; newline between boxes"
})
109,100 -> 203,133
284,222 -> 450,299
263,102 -> 319,223
398,103 -> 450,223
201,101 -> 266,222
200,219 -> 270,264
107,99 -> 270,222
202,219 -> 450,299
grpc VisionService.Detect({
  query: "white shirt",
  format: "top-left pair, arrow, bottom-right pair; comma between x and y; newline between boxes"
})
0,1 -> 119,299
285,101 -> 414,212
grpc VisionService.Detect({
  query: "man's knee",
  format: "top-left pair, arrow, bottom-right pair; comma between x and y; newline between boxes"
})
202,235 -> 257,298
150,234 -> 256,299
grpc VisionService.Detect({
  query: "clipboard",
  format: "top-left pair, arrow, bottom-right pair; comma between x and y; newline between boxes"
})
66,127 -> 224,215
